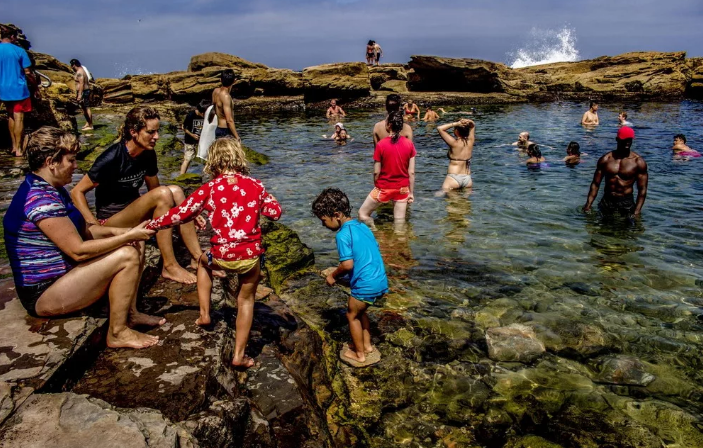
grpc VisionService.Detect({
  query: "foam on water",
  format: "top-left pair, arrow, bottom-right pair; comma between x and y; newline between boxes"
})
509,27 -> 580,68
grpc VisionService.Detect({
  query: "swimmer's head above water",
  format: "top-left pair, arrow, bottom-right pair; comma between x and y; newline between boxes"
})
386,94 -> 402,113
527,143 -> 541,159
567,141 -> 580,156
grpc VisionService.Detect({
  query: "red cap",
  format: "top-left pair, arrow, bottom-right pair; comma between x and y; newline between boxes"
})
617,126 -> 635,140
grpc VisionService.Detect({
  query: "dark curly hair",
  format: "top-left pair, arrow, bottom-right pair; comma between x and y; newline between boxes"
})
312,188 -> 352,218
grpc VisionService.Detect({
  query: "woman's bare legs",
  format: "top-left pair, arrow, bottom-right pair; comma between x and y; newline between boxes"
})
104,186 -> 199,284
166,185 -> 203,268
358,195 -> 380,228
392,200 -> 408,224
232,262 -> 261,369
35,245 -> 160,349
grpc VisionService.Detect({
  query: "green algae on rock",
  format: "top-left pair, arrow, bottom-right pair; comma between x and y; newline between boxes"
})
261,221 -> 314,293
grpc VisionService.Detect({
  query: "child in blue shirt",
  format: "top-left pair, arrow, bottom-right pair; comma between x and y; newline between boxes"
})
312,188 -> 388,365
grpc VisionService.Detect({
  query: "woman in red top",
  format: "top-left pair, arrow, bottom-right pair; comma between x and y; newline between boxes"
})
148,138 -> 281,369
358,111 -> 416,227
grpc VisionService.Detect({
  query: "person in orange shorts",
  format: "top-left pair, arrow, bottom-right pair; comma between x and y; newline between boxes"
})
0,25 -> 34,157
358,110 -> 416,227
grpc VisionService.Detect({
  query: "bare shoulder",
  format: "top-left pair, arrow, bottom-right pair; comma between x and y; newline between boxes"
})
598,152 -> 613,164
631,152 -> 648,169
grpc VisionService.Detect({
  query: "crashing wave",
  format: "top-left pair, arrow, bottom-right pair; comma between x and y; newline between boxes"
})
509,27 -> 580,69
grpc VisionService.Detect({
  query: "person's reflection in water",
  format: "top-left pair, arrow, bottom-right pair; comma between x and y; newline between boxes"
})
443,190 -> 472,244
373,206 -> 418,275
584,208 -> 645,272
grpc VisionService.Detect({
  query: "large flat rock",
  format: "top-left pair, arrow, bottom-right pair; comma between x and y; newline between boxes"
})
0,278 -> 106,396
73,308 -> 232,422
0,393 -> 196,448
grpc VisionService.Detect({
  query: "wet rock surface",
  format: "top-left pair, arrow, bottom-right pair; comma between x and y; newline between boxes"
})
72,308 -> 230,422
0,278 -> 106,395
0,393 -> 197,448
485,323 -> 546,362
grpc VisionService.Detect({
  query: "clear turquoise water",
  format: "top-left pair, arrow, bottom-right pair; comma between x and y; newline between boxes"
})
241,101 -> 703,297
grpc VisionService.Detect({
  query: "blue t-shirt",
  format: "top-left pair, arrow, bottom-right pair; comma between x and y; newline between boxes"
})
0,43 -> 30,101
336,220 -> 388,299
4,173 -> 85,287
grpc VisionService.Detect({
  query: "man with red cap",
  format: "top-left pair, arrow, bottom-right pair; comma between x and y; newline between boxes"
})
583,126 -> 648,217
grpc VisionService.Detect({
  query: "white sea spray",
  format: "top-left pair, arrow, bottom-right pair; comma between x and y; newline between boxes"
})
509,27 -> 580,68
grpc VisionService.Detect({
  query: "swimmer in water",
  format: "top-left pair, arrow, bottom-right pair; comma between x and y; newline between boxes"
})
373,94 -> 413,147
423,105 -> 440,122
326,100 -> 346,119
323,122 -> 350,140
512,132 -> 534,151
581,101 -> 599,126
335,128 -> 353,144
403,99 -> 420,120
563,141 -> 581,165
437,118 -> 475,191
526,143 -> 546,166
672,134 -> 701,158
618,111 -> 633,127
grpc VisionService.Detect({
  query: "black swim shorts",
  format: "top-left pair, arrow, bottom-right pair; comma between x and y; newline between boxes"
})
215,127 -> 233,139
598,193 -> 635,216
15,278 -> 58,317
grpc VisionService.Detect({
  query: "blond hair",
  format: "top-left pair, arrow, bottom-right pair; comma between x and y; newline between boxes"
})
26,127 -> 80,171
204,138 -> 249,177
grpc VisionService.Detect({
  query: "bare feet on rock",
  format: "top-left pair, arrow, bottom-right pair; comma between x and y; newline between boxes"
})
129,312 -> 166,327
341,349 -> 366,364
107,328 -> 159,349
231,355 -> 256,370
162,264 -> 197,284
195,314 -> 211,326
347,342 -> 375,354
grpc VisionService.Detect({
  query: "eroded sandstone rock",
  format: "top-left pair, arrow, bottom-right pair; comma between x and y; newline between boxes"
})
302,62 -> 371,101
0,393 -> 197,448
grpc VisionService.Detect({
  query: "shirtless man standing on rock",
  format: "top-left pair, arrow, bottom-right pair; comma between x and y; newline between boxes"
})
373,94 -> 412,147
212,69 -> 241,141
72,106 -> 204,284
583,126 -> 648,217
581,101 -> 600,126
70,59 -> 93,131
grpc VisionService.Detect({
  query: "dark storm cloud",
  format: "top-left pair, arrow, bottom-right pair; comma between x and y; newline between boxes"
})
3,0 -> 702,77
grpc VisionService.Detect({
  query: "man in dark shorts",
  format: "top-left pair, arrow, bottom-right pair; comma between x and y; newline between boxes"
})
70,59 -> 93,131
212,69 -> 241,141
0,25 -> 33,157
71,106 -> 203,284
583,126 -> 648,217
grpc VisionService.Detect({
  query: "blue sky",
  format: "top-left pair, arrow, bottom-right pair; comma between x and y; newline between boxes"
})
3,0 -> 702,78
